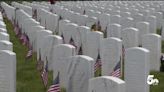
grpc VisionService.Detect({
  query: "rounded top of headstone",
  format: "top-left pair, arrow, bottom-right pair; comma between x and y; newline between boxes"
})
0,21 -> 6,26
126,47 -> 149,53
63,19 -> 71,23
93,31 -> 103,35
55,44 -> 75,49
51,13 -> 58,17
106,37 -> 122,42
122,27 -> 139,32
75,55 -> 94,62
125,17 -> 133,20
46,35 -> 62,40
0,50 -> 16,55
111,14 -> 121,18
67,23 -> 78,27
110,23 -> 121,27
137,21 -> 149,25
0,32 -> 9,36
101,13 -> 110,17
0,40 -> 12,45
136,13 -> 143,16
43,30 -> 53,34
79,26 -> 90,30
90,16 -> 97,20
90,76 -> 125,84
154,12 -> 162,15
146,15 -> 156,19
143,33 -> 161,38
0,28 -> 7,32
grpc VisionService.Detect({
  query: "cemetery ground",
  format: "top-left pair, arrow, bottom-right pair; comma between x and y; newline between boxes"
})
3,12 -> 164,92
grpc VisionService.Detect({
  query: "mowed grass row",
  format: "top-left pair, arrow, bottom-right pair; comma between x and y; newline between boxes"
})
4,17 -> 53,92
3,16 -> 164,92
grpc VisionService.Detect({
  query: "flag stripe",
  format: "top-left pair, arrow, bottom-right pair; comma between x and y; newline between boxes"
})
111,57 -> 121,78
94,59 -> 101,72
41,61 -> 48,87
26,49 -> 32,59
47,72 -> 60,92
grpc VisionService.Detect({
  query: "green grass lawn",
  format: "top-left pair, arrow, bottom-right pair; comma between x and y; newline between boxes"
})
3,16 -> 164,92
4,18 -> 53,92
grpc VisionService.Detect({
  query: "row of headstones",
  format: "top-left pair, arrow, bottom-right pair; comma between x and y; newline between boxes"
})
54,1 -> 164,12
11,2 -> 59,34
51,44 -> 149,92
0,1 -> 159,92
0,10 -> 16,92
58,19 -> 162,72
11,0 -> 161,80
11,2 -> 33,17
19,1 -> 161,47
20,1 -> 96,31
7,3 -> 155,92
22,1 -> 164,42
22,1 -> 162,72
49,1 -> 163,32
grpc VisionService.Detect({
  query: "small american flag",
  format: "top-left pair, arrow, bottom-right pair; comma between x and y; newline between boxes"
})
41,61 -> 48,87
21,34 -> 27,45
111,58 -> 121,78
23,35 -> 30,46
47,72 -> 60,92
19,34 -> 24,42
26,49 -> 33,59
94,54 -> 101,73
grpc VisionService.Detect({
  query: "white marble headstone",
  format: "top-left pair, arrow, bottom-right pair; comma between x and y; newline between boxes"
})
120,17 -> 134,29
142,33 -> 161,71
78,26 -> 90,55
0,40 -> 13,51
153,12 -> 162,29
136,22 -> 149,46
0,21 -> 6,29
145,15 -> 157,33
0,32 -> 9,41
65,55 -> 94,92
42,35 -> 63,70
99,13 -> 110,31
28,26 -> 45,52
86,16 -> 98,28
86,31 -> 103,61
52,44 -> 76,80
0,50 -> 16,92
0,28 -> 7,33
46,13 -> 59,33
120,12 -> 131,18
125,47 -> 149,92
107,23 -> 121,38
101,37 -> 122,76
89,76 -> 126,92
36,30 -> 52,60
133,13 -> 144,26
110,15 -> 121,24
121,27 -> 139,48
63,23 -> 78,44
58,19 -> 70,36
